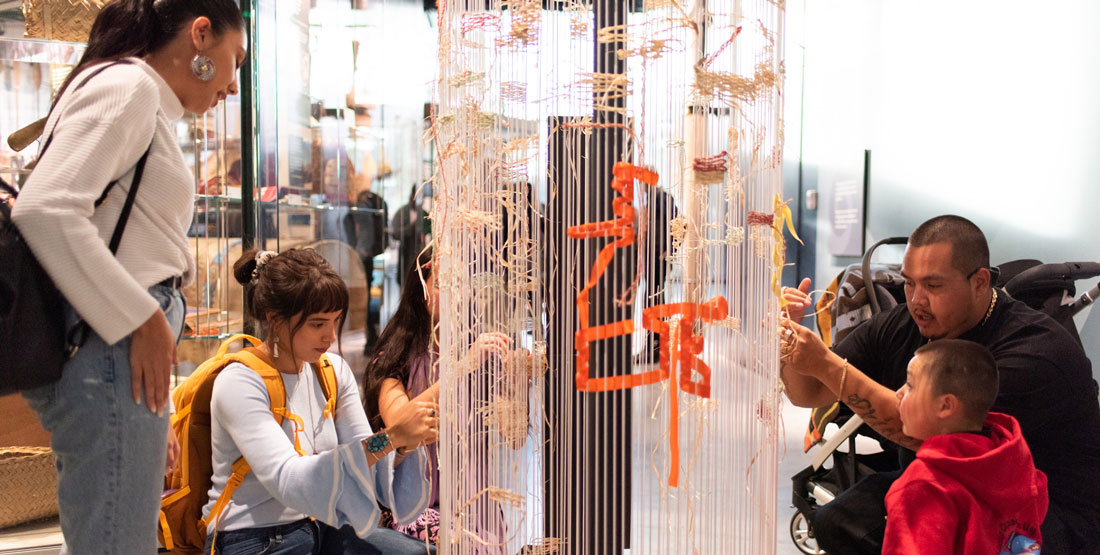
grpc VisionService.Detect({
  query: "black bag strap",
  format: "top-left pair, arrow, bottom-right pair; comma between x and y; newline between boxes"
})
107,147 -> 152,254
0,177 -> 15,221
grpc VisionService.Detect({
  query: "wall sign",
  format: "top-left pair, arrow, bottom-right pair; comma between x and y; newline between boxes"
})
829,179 -> 864,256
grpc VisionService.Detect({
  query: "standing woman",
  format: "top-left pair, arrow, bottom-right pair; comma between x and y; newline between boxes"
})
11,1 -> 246,552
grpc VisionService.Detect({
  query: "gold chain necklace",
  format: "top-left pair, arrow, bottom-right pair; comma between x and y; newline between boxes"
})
980,289 -> 998,327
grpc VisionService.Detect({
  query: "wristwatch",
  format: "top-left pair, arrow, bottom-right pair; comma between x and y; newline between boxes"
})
365,430 -> 391,453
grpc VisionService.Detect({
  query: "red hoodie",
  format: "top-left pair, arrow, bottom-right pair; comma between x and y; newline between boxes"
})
883,412 -> 1048,554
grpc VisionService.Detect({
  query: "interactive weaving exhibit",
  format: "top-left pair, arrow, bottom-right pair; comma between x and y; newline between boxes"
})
429,0 -> 791,551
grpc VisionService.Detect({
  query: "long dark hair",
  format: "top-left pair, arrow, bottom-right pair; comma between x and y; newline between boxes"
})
56,0 -> 245,102
363,247 -> 434,429
233,248 -> 349,361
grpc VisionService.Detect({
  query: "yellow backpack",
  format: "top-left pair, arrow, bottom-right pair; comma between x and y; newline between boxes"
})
157,334 -> 339,554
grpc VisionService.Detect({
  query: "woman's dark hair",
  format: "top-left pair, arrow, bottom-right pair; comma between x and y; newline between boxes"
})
233,248 -> 349,360
56,0 -> 245,102
363,247 -> 433,429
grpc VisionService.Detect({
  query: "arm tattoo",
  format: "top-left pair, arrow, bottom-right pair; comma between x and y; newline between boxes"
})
845,393 -> 922,451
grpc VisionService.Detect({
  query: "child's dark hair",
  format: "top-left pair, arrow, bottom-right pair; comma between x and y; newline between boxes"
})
56,0 -> 245,102
363,247 -> 433,429
233,248 -> 349,357
914,339 -> 999,426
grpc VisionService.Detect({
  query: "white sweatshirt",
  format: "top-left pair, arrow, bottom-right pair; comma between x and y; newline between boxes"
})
204,354 -> 430,536
12,58 -> 195,345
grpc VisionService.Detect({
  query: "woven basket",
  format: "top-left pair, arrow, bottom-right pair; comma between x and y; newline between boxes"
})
0,447 -> 59,529
21,0 -> 109,42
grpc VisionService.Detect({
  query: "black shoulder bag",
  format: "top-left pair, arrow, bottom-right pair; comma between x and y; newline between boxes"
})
0,60 -> 153,395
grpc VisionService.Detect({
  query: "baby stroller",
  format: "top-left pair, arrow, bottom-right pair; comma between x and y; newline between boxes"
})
788,237 -> 1100,555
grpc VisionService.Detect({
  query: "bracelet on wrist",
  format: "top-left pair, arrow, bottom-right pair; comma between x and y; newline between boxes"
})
364,430 -> 391,454
837,358 -> 849,403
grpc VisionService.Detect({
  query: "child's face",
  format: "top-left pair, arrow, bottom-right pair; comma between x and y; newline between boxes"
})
896,355 -> 940,440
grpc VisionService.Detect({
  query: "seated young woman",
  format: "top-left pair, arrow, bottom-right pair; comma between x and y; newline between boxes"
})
203,248 -> 438,555
363,247 -> 515,548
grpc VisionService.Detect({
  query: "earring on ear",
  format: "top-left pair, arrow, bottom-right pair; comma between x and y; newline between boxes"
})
191,53 -> 215,81
272,335 -> 280,358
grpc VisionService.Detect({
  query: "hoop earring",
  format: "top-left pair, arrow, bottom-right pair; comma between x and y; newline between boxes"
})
272,335 -> 280,358
191,53 -> 215,82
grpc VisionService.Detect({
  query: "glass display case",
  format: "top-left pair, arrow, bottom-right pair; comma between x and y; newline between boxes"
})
175,99 -> 245,372
0,36 -> 82,186
251,0 -> 436,356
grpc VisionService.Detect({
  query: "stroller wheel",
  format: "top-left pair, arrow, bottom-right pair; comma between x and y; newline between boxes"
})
790,511 -> 825,555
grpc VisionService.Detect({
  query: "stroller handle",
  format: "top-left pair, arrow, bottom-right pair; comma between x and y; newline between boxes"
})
862,236 -> 909,315
1003,261 -> 1100,317
1069,282 -> 1099,315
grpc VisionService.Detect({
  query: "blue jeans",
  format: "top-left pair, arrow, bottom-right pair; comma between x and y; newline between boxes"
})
208,521 -> 436,555
205,518 -> 318,555
320,524 -> 436,555
23,284 -> 184,555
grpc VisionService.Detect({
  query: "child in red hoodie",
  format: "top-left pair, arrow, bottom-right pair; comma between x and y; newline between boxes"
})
885,339 -> 1048,554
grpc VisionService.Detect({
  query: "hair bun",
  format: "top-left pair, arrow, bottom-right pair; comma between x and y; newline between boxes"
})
233,248 -> 260,285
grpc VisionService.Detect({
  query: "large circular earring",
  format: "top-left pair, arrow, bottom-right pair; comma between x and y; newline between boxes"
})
191,53 -> 215,82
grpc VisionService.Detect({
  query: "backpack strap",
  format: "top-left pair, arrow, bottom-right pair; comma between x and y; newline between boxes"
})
233,349 -> 290,421
230,348 -> 316,457
168,335 -> 263,429
315,354 -> 339,419
218,333 -> 264,356
200,457 -> 252,553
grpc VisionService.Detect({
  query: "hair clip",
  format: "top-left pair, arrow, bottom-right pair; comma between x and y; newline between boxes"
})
251,250 -> 277,283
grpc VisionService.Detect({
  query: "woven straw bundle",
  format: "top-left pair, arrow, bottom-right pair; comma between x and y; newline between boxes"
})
22,0 -> 108,43
0,447 -> 59,529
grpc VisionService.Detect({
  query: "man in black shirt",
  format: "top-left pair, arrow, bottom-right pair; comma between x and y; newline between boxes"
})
781,215 -> 1100,555
345,188 -> 388,350
390,189 -> 424,287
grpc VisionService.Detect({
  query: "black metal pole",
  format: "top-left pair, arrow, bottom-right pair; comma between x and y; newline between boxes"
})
545,0 -> 632,551
861,149 -> 871,254
239,0 -> 257,335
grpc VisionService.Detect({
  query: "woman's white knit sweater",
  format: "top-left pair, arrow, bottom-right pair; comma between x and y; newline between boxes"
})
12,58 -> 195,345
